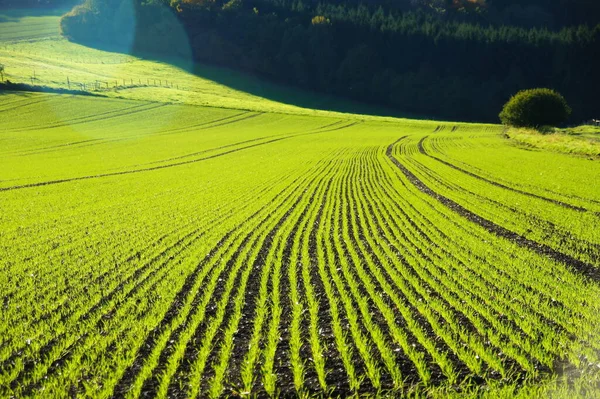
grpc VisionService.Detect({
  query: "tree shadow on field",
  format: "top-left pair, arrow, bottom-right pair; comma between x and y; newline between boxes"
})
0,89 -> 35,97
164,55 -> 410,118
0,7 -> 74,21
77,40 -> 410,118
57,1 -> 417,119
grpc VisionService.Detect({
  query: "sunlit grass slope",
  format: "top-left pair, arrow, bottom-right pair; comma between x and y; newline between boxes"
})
0,10 -> 402,118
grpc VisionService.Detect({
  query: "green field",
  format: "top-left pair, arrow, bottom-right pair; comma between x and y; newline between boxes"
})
0,10 -> 404,119
2,9 -> 600,399
507,126 -> 600,159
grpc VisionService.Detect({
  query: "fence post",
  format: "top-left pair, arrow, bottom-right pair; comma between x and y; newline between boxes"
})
67,76 -> 70,90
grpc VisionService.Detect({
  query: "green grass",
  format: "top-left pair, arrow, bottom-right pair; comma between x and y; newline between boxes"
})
2,92 -> 600,398
1,9 -> 600,399
0,10 -> 409,119
506,126 -> 600,158
561,125 -> 600,137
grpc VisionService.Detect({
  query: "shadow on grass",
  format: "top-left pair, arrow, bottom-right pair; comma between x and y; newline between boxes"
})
0,7 -> 75,21
75,39 -> 413,118
156,51 -> 414,118
0,88 -> 36,97
187,62 -> 410,118
149,53 -> 417,118
0,81 -> 101,97
3,5 -> 414,119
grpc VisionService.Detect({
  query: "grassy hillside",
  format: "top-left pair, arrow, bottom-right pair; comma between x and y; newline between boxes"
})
0,10 -> 406,119
1,8 -> 600,399
55,0 -> 600,123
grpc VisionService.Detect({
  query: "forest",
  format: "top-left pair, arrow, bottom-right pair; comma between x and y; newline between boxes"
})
55,0 -> 600,121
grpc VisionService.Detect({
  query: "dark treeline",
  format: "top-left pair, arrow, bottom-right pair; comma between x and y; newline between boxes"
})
61,0 -> 600,122
275,0 -> 600,29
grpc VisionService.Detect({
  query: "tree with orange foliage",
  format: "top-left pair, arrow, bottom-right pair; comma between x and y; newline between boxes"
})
311,15 -> 330,25
452,0 -> 486,11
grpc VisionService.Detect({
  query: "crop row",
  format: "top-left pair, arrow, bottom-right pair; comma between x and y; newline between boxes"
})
2,101 -> 600,397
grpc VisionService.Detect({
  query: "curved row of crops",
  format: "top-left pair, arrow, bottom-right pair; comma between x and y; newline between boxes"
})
1,94 -> 600,398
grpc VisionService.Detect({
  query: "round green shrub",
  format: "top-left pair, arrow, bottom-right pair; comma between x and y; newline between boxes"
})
499,88 -> 571,128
